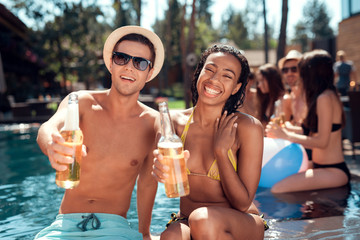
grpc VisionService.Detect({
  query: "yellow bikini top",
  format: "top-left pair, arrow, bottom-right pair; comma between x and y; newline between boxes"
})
180,108 -> 237,181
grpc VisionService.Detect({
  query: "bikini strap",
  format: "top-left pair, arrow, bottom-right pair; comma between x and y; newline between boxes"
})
181,107 -> 195,144
228,150 -> 237,171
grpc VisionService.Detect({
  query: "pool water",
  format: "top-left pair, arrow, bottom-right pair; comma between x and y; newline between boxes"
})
1,124 -> 360,239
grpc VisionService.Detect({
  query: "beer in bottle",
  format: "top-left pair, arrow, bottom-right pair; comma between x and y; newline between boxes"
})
158,102 -> 190,198
55,93 -> 83,189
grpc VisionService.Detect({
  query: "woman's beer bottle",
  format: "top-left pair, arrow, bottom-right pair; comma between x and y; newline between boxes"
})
55,93 -> 83,189
158,102 -> 190,198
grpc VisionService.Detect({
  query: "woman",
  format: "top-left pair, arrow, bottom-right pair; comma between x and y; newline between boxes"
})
266,49 -> 350,193
238,69 -> 259,118
153,45 -> 265,239
256,63 -> 287,127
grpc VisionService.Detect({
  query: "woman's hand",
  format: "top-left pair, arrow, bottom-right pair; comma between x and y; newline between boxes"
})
213,111 -> 238,154
265,122 -> 288,139
152,149 -> 190,183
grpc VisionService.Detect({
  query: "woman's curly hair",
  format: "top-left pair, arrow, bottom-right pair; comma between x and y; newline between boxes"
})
191,44 -> 250,115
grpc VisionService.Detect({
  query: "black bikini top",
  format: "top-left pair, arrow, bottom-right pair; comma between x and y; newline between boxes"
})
302,123 -> 342,136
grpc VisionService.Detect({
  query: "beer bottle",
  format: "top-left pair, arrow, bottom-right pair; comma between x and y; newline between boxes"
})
158,102 -> 190,198
271,99 -> 285,126
55,93 -> 83,189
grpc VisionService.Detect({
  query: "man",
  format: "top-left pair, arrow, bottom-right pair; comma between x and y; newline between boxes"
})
35,26 -> 164,240
333,50 -> 358,96
278,50 -> 307,126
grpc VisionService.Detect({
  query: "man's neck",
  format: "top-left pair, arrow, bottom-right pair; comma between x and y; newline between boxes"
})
106,89 -> 141,118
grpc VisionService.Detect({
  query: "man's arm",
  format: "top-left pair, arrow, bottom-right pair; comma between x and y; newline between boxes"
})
36,95 -> 75,171
137,142 -> 158,240
282,94 -> 292,122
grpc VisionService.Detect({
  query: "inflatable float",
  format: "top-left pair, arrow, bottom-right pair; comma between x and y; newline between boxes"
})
259,137 -> 309,188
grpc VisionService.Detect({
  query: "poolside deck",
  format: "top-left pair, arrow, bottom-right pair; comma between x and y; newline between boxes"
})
264,140 -> 360,239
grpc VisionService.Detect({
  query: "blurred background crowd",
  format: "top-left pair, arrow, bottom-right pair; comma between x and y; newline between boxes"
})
0,0 -> 359,122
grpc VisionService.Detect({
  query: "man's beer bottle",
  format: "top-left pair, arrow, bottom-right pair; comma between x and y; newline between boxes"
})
55,93 -> 83,189
158,102 -> 190,198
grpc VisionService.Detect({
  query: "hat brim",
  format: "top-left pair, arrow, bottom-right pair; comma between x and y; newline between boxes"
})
103,26 -> 164,82
278,50 -> 302,70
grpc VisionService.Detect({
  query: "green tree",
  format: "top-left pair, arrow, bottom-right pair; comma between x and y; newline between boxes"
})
152,0 -> 182,93
197,0 -> 213,26
9,0 -> 112,92
277,0 -> 288,62
10,0 -> 67,30
262,0 -> 269,62
243,0 -> 263,41
292,21 -> 308,52
304,0 -> 334,39
194,0 -> 217,53
221,7 -> 250,49
112,0 -> 139,26
292,0 -> 334,50
37,3 -> 110,90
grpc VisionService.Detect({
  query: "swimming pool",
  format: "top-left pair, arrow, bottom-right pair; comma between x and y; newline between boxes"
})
1,124 -> 360,239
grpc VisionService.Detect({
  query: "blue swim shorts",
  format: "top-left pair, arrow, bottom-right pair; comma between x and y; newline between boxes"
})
34,213 -> 142,240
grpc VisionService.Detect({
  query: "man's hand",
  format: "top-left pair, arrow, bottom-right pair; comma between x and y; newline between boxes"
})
46,132 -> 87,171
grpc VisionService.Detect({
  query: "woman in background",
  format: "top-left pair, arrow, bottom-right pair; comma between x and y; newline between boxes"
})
256,63 -> 287,127
238,69 -> 259,119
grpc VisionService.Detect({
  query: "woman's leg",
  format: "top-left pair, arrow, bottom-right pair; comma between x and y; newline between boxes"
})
188,206 -> 265,240
160,220 -> 191,240
271,167 -> 349,193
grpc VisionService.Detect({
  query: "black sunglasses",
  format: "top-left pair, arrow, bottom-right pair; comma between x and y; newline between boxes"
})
282,66 -> 297,74
112,52 -> 152,71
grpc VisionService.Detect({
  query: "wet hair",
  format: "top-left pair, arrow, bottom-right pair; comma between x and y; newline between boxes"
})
114,33 -> 156,65
191,44 -> 250,114
299,49 -> 344,130
248,68 -> 255,82
256,63 -> 284,123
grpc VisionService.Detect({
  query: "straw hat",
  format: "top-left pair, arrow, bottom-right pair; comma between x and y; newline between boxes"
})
103,26 -> 165,81
278,50 -> 302,70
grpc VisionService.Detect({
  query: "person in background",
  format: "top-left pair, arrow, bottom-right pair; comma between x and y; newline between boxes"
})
278,50 -> 312,160
238,68 -> 259,118
35,26 -> 165,240
278,50 -> 307,126
333,50 -> 358,96
153,45 -> 266,239
256,63 -> 287,128
266,49 -> 350,193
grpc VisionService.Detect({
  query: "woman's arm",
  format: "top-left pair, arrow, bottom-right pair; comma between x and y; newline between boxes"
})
266,92 -> 333,149
283,121 -> 303,134
214,113 -> 263,212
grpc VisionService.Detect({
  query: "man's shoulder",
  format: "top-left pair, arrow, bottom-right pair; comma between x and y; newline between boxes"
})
138,102 -> 159,117
77,90 -> 108,102
138,103 -> 160,131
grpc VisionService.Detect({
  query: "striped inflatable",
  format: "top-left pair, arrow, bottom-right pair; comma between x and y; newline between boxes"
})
258,137 -> 309,188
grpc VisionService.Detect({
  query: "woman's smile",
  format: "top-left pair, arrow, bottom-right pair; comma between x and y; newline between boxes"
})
203,84 -> 222,97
